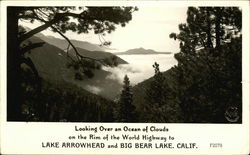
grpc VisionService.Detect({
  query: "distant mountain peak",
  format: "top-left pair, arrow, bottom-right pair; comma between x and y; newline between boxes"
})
115,47 -> 171,55
138,47 -> 145,50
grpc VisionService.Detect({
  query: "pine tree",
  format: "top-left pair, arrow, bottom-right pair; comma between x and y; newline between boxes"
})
144,62 -> 167,122
169,7 -> 241,53
118,75 -> 136,122
169,7 -> 242,123
142,62 -> 183,123
146,62 -> 166,107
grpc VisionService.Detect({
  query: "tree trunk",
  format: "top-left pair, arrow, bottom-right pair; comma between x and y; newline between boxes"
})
7,7 -> 23,121
206,8 -> 213,48
215,8 -> 221,48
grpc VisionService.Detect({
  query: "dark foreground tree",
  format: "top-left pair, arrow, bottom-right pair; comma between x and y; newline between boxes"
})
7,6 -> 137,121
117,75 -> 136,122
146,62 -> 166,106
143,62 -> 181,122
169,7 -> 242,123
144,62 -> 166,122
169,7 -> 241,53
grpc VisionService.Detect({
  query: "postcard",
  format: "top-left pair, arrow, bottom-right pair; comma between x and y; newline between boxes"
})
0,0 -> 249,154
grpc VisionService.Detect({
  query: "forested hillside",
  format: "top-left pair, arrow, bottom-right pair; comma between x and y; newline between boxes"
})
23,35 -> 124,99
20,36 -> 123,121
21,69 -> 115,122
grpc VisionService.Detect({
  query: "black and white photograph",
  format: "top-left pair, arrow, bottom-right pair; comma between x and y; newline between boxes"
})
6,6 -> 243,123
1,1 -> 249,155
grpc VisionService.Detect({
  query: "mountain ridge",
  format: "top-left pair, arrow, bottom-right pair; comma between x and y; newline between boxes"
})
115,47 -> 172,55
68,47 -> 128,65
24,36 -> 125,100
35,32 -> 111,52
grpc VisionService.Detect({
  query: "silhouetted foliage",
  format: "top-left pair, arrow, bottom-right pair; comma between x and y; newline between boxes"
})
169,7 -> 241,52
103,56 -> 119,67
115,75 -> 136,122
146,63 -> 166,107
141,63 -> 182,122
168,7 -> 242,123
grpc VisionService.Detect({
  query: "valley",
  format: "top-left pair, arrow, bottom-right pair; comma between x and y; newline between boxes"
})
25,34 -> 176,100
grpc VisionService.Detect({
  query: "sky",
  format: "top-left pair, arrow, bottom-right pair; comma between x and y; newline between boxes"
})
20,7 -> 187,53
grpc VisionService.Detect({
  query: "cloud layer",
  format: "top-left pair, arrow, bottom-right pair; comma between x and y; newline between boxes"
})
84,85 -> 102,95
103,54 -> 177,86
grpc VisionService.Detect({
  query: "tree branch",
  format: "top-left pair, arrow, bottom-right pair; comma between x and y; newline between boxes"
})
50,25 -> 105,64
18,18 -> 59,43
20,42 -> 45,55
18,10 -> 82,44
21,57 -> 40,79
21,8 -> 109,68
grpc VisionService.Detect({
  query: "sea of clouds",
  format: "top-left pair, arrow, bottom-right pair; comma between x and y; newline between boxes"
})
102,54 -> 177,86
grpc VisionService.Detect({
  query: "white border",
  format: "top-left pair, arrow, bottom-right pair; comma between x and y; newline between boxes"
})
0,1 -> 249,155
